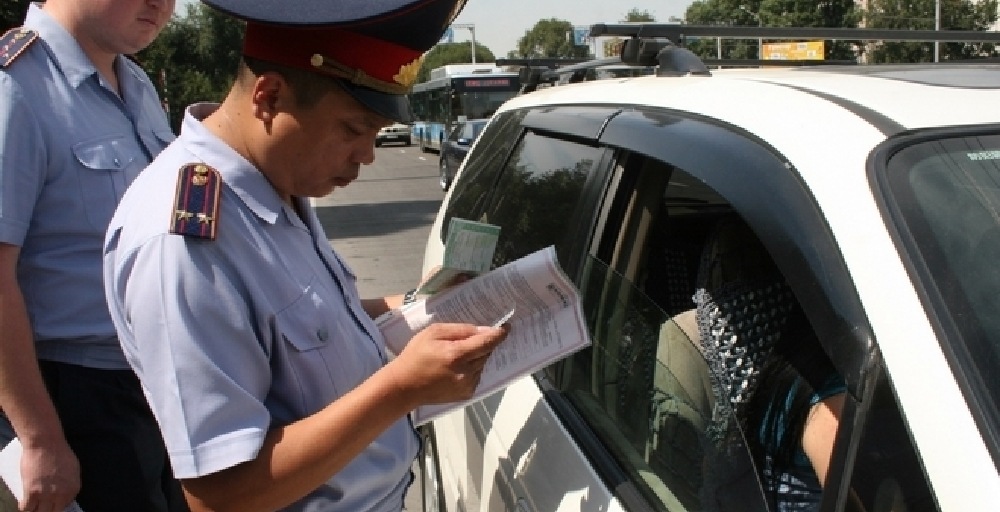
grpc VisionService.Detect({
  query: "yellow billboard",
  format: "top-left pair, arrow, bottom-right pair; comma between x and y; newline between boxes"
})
762,40 -> 825,60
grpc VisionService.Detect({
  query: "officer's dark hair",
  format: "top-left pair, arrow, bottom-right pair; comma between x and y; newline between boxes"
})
239,56 -> 340,108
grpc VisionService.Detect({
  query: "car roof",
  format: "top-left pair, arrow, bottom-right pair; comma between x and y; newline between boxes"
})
502,63 -> 1000,129
497,63 -> 1000,190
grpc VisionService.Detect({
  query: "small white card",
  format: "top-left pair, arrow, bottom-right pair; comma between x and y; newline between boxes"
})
0,438 -> 85,512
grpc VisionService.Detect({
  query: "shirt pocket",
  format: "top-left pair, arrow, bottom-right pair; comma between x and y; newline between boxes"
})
72,135 -> 138,229
274,287 -> 380,418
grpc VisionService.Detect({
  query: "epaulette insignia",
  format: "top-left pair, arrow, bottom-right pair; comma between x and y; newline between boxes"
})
0,28 -> 38,68
170,163 -> 221,240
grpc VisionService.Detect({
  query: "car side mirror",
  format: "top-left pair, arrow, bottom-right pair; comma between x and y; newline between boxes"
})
457,138 -> 472,146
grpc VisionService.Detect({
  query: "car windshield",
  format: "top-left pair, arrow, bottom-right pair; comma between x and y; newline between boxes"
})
880,131 -> 1000,442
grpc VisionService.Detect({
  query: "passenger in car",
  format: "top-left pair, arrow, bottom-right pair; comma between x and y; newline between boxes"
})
688,215 -> 845,511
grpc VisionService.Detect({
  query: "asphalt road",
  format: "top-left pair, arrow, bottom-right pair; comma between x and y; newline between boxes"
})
313,142 -> 443,298
313,141 -> 441,511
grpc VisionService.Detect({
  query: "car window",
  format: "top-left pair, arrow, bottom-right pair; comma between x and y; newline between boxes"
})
480,131 -> 602,270
544,155 -> 778,511
566,253 -> 769,512
878,130 -> 1000,461
544,149 -> 935,512
442,110 -> 527,237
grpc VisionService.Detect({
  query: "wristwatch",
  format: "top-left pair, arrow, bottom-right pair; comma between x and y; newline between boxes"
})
402,287 -> 419,305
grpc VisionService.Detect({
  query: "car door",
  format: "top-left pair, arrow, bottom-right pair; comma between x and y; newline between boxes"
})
426,104 -> 940,512
564,106 -> 939,512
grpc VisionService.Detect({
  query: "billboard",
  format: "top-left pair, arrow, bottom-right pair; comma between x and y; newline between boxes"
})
762,40 -> 825,60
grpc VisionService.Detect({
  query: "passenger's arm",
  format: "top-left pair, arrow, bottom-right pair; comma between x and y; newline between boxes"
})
801,391 -> 845,486
0,243 -> 81,510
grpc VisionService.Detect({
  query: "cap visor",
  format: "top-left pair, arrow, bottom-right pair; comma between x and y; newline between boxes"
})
336,80 -> 412,123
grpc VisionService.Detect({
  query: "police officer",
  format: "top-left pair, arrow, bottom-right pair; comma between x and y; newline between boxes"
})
103,1 -> 508,511
0,1 -> 183,511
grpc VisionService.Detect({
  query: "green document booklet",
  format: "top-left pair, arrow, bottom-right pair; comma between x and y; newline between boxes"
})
416,218 -> 500,295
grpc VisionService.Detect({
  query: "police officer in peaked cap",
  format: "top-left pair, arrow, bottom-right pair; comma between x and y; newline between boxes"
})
102,1 -> 509,510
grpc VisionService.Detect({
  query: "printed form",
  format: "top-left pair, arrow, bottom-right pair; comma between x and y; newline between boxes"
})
376,245 -> 592,425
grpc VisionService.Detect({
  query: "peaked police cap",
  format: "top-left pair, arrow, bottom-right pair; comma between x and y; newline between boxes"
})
201,0 -> 469,122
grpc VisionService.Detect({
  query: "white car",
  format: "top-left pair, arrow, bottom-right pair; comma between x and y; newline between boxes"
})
375,122 -> 412,147
418,31 -> 1000,512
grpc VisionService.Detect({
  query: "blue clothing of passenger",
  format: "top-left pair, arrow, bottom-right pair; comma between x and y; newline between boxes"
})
0,3 -> 174,369
103,103 -> 420,512
761,373 -> 847,512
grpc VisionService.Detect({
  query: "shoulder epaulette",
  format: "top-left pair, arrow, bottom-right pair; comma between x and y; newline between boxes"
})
170,163 -> 222,240
0,28 -> 38,68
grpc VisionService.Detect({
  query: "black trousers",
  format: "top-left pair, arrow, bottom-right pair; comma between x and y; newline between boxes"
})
39,361 -> 188,512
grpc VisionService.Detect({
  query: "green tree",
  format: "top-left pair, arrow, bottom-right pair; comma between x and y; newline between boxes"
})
864,0 -> 998,63
417,42 -> 496,83
604,8 -> 657,58
0,0 -> 30,33
683,0 -> 860,60
138,3 -> 245,130
511,18 -> 591,60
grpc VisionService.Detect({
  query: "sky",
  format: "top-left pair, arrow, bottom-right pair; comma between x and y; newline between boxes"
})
175,1 -> 694,57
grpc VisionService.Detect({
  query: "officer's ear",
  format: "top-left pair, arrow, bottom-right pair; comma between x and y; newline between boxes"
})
249,71 -> 286,123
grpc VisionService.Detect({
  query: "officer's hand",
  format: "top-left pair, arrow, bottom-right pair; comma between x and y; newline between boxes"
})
19,438 -> 81,512
418,265 -> 473,292
390,322 -> 508,405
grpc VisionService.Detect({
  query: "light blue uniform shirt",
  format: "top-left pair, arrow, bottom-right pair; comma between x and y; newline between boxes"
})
0,4 -> 174,369
104,104 -> 419,512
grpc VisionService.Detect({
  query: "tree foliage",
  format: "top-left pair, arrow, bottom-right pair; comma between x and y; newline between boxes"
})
417,42 -> 497,83
684,0 -> 860,60
0,0 -> 30,33
138,3 -> 245,131
863,0 -> 998,63
511,18 -> 591,60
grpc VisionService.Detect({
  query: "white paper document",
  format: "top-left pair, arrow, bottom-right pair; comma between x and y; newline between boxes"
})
0,438 -> 85,512
376,245 -> 592,425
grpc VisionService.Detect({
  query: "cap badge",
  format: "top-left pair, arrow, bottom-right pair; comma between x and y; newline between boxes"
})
394,56 -> 424,89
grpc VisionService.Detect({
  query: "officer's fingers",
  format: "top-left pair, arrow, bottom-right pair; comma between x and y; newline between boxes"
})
459,324 -> 509,360
417,322 -> 480,340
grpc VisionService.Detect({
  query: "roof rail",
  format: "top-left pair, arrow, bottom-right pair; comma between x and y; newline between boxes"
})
495,58 -> 588,69
590,24 -> 1000,44
703,59 -> 857,67
500,56 -> 656,93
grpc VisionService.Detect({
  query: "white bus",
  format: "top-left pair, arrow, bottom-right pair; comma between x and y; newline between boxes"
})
409,64 -> 520,152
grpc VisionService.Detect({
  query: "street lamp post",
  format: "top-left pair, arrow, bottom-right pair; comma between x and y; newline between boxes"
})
934,0 -> 941,63
452,23 -> 477,63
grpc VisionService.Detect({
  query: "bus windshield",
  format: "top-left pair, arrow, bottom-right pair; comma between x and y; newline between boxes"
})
409,64 -> 520,152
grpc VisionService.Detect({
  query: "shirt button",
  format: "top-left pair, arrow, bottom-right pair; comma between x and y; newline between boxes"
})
317,328 -> 329,342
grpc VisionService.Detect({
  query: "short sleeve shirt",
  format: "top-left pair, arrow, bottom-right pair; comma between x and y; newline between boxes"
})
104,104 -> 419,512
0,4 -> 174,368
